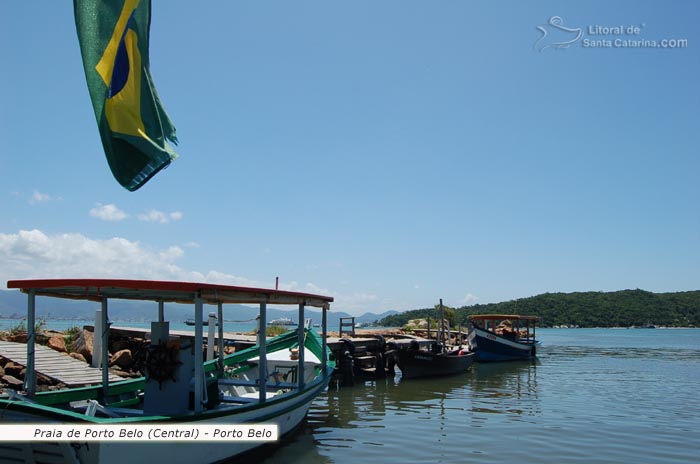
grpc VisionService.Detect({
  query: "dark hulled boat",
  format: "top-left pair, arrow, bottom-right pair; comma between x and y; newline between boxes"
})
396,344 -> 474,380
467,314 -> 539,362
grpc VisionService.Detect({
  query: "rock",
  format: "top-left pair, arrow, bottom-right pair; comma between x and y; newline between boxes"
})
8,333 -> 27,343
4,362 -> 24,378
71,329 -> 94,364
110,349 -> 132,369
47,336 -> 67,353
2,374 -> 23,389
35,334 -> 47,345
68,352 -> 87,363
408,318 -> 429,329
36,372 -> 53,385
109,367 -> 132,378
110,339 -> 131,353
0,366 -> 4,377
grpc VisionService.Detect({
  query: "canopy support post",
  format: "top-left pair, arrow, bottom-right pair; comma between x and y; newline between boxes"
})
258,302 -> 268,403
24,290 -> 36,398
194,293 -> 204,413
297,303 -> 305,389
101,297 -> 110,397
322,303 -> 328,377
206,313 -> 216,361
217,302 -> 224,373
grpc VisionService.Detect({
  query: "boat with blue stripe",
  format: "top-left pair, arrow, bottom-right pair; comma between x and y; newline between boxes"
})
467,314 -> 539,362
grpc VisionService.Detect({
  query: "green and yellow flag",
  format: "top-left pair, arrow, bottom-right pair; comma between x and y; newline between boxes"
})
74,0 -> 178,191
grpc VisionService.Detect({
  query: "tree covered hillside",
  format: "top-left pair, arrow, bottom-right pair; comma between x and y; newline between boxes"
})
379,290 -> 700,328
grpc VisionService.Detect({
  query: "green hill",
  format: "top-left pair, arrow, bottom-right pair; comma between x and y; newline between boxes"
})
379,289 -> 700,328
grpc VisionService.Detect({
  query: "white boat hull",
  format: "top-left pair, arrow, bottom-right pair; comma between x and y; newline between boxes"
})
0,377 -> 327,464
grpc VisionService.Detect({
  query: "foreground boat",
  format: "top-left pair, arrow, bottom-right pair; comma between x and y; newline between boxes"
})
0,279 -> 334,463
396,345 -> 474,379
467,314 -> 539,362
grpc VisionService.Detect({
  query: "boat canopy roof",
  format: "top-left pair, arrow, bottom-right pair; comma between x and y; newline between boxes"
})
6,279 -> 333,309
468,314 -> 538,321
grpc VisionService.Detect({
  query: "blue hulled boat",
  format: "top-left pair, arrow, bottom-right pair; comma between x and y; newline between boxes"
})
467,314 -> 539,362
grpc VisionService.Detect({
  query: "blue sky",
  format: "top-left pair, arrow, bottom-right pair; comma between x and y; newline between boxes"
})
1,1 -> 698,315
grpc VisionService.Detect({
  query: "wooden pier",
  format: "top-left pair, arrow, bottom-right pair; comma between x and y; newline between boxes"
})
0,341 -> 122,387
103,325 -> 438,387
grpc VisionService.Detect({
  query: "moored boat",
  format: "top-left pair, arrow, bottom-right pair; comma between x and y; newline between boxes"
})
467,314 -> 539,362
396,298 -> 474,379
0,278 -> 334,463
396,344 -> 474,380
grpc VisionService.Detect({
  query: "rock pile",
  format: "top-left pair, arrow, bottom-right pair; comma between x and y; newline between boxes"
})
0,327 -> 148,393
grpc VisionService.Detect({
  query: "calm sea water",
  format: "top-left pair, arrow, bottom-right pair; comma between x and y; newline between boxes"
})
260,328 -> 700,464
3,320 -> 697,463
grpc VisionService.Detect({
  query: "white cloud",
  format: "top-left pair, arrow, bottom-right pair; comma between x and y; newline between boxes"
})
278,279 -> 379,315
90,203 -> 128,221
459,293 -> 479,306
0,229 -> 389,316
0,229 -> 253,287
138,209 -> 183,224
197,271 -> 261,288
29,190 -> 59,204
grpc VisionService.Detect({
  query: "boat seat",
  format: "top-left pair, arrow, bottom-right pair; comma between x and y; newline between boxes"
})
220,395 -> 258,404
70,399 -> 144,418
218,379 -> 298,390
220,389 -> 280,404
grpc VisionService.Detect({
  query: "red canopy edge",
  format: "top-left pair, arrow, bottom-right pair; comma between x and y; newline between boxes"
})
6,278 -> 333,309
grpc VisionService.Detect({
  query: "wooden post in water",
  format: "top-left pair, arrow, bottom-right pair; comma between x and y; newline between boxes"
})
439,299 -> 445,348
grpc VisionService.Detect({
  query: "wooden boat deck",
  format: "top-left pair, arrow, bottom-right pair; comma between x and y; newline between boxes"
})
0,341 -> 122,387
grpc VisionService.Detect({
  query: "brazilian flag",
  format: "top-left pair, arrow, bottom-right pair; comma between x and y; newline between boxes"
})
74,0 -> 178,191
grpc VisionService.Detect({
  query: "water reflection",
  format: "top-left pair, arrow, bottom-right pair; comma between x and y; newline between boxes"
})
257,361 -> 545,462
260,330 -> 700,464
467,360 -> 541,417
309,361 -> 543,452
248,422 -> 331,464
